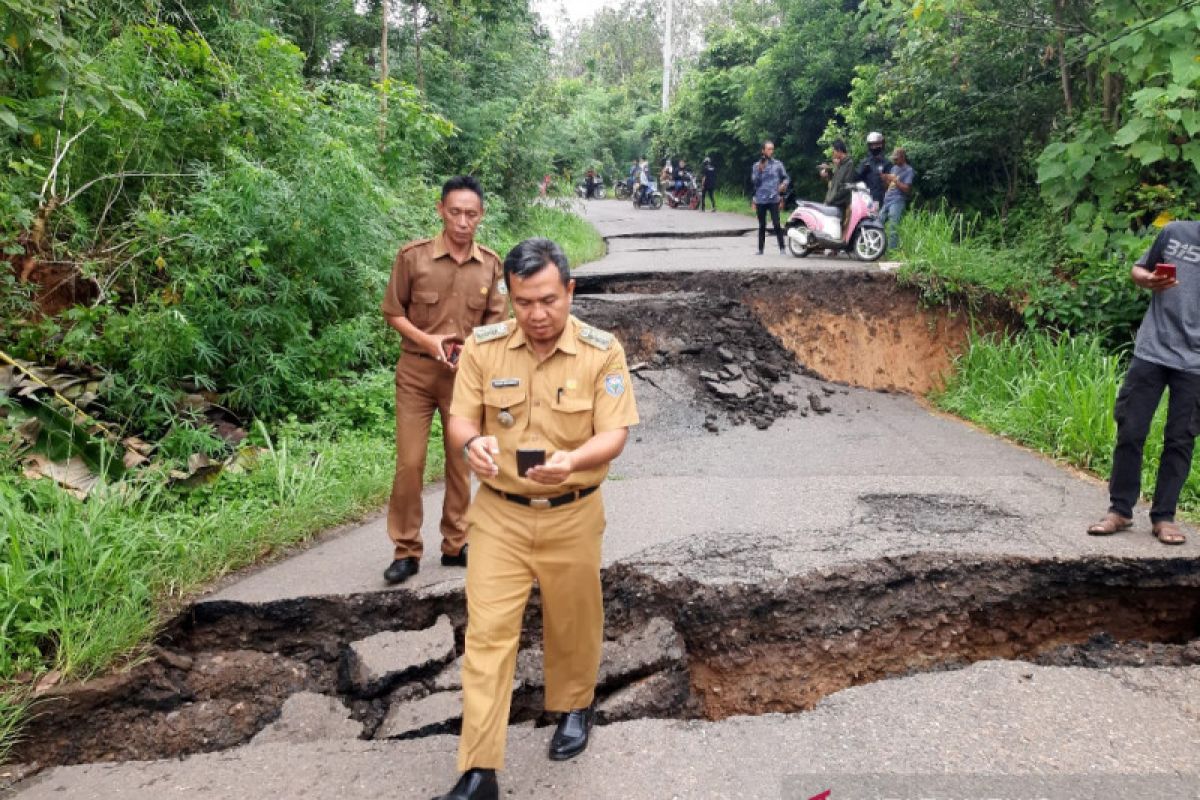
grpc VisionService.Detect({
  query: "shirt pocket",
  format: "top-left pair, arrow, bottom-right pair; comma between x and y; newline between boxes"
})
466,291 -> 488,319
483,386 -> 528,434
410,290 -> 439,327
553,394 -> 595,448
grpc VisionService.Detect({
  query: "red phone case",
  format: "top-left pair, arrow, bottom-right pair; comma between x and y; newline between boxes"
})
1155,262 -> 1176,278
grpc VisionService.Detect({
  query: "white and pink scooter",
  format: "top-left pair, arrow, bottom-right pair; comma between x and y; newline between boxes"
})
785,181 -> 887,261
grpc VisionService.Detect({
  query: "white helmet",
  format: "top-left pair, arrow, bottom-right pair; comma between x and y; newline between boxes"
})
866,131 -> 884,145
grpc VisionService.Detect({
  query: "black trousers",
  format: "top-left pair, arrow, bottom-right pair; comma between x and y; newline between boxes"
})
701,186 -> 716,210
756,202 -> 784,252
1108,356 -> 1200,521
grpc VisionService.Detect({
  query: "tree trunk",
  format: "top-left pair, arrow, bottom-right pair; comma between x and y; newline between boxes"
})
1055,0 -> 1073,115
413,1 -> 424,94
379,0 -> 390,151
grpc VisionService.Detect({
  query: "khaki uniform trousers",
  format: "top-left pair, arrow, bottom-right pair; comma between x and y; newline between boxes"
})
458,486 -> 605,771
388,354 -> 470,559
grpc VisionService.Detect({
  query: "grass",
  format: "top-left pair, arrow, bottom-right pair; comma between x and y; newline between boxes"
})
0,204 -> 602,760
934,330 -> 1200,513
710,188 -> 754,217
489,202 -> 607,267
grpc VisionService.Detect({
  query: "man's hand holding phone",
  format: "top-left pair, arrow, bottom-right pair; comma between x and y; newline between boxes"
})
526,450 -> 573,485
1137,263 -> 1179,292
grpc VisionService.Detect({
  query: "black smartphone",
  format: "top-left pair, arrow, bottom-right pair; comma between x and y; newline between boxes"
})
516,448 -> 546,477
441,337 -> 464,365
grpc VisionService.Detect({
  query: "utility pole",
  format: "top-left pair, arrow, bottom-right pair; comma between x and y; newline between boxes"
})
662,0 -> 672,111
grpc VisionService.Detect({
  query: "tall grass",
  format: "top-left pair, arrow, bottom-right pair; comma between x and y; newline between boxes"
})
489,203 -> 607,266
895,207 -> 1045,307
935,330 -> 1200,511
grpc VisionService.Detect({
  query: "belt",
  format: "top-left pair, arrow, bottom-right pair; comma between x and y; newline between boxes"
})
487,484 -> 598,509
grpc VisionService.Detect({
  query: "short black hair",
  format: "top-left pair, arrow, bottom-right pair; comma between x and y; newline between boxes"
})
762,140 -> 775,149
503,238 -> 570,288
832,139 -> 848,154
441,175 -> 484,202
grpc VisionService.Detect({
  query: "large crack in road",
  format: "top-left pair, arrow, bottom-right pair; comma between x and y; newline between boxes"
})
11,269 -> 1200,780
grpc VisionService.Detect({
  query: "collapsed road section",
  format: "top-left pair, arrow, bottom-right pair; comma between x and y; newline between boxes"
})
9,269 -> 1198,777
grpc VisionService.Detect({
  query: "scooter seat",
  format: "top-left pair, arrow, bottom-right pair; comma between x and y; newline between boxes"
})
799,201 -> 842,218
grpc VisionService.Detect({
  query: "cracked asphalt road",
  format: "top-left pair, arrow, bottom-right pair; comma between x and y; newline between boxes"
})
11,199 -> 1199,800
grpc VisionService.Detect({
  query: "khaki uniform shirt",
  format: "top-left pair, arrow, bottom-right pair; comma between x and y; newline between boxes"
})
380,233 -> 508,353
451,315 -> 640,496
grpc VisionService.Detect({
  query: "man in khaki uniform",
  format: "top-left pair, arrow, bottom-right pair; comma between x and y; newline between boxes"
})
432,238 -> 639,800
380,176 -> 508,585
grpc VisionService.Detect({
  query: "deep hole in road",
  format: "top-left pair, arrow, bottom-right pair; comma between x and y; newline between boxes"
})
12,270 -> 1198,771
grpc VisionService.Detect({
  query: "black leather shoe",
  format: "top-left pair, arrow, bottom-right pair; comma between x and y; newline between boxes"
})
431,768 -> 498,800
383,557 -> 419,584
440,543 -> 468,568
548,706 -> 593,761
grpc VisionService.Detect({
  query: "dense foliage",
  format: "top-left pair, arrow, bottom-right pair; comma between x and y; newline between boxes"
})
554,0 -> 1199,338
0,0 -> 573,441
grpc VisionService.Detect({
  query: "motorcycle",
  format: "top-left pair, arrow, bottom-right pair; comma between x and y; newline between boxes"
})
784,182 -> 887,261
575,176 -> 607,200
632,179 -> 663,210
614,177 -> 633,200
664,173 -> 700,210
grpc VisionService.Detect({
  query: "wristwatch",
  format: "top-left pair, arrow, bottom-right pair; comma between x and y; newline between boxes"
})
463,435 -> 482,461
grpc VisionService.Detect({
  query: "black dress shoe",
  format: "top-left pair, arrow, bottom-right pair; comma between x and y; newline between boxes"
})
548,706 -> 593,761
440,543 -> 468,568
383,557 -> 419,584
431,768 -> 498,800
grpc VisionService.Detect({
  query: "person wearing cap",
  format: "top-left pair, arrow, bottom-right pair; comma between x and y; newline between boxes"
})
856,131 -> 892,208
380,175 -> 508,586
432,237 -> 639,800
700,157 -> 717,211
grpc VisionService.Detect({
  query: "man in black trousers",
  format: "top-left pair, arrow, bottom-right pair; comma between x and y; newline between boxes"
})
1087,220 -> 1200,545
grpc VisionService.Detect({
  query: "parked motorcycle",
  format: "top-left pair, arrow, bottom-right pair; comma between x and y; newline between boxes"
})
614,177 -> 633,200
664,173 -> 700,210
784,182 -> 886,261
632,180 -> 663,210
575,177 -> 607,200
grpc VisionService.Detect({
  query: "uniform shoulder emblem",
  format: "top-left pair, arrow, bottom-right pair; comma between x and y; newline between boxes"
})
473,321 -> 512,343
577,325 -> 614,351
478,243 -> 501,261
399,237 -> 432,253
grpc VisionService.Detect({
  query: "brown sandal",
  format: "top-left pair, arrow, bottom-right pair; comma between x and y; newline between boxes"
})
1087,512 -> 1132,536
1152,521 -> 1187,545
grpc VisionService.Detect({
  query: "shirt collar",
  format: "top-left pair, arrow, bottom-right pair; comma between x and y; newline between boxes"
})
506,315 -> 579,356
431,232 -> 483,265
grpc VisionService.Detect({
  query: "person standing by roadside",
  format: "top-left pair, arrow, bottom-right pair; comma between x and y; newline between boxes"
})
880,147 -> 915,249
1087,220 -> 1200,546
701,157 -> 717,212
751,140 -> 789,255
856,131 -> 892,209
380,175 -> 509,585
432,237 -> 639,800
823,139 -> 856,218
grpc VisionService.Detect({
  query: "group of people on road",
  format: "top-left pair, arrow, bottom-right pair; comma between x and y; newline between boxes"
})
752,132 -> 916,256
625,155 -> 719,210
382,175 -> 638,800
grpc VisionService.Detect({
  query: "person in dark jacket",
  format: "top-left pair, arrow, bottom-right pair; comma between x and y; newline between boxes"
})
824,139 -> 856,215
700,157 -> 717,211
856,131 -> 891,208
